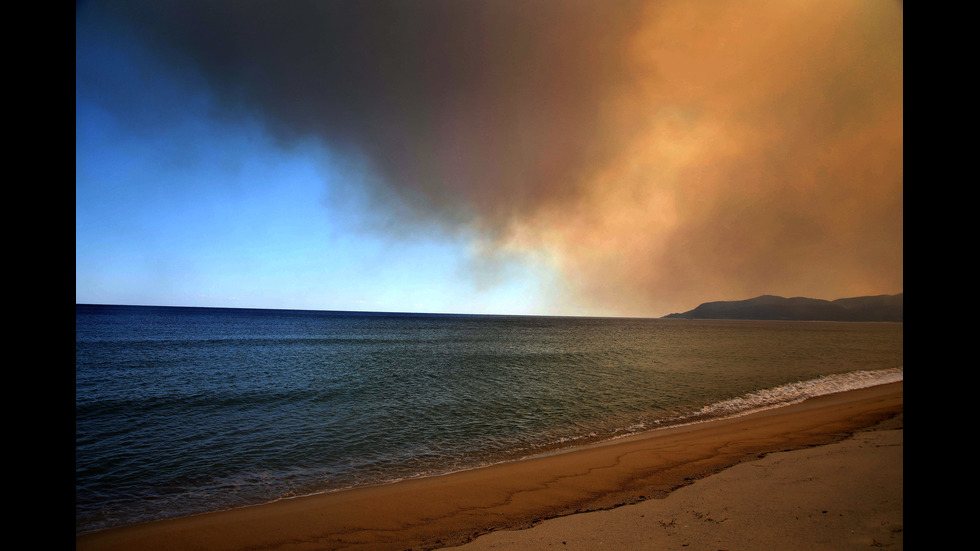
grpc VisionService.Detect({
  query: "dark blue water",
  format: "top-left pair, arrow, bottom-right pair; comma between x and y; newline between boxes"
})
75,304 -> 903,535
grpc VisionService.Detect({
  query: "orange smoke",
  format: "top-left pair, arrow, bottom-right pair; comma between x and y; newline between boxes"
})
489,0 -> 903,315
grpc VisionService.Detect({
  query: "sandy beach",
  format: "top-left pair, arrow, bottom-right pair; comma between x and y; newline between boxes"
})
77,381 -> 902,551
454,405 -> 903,550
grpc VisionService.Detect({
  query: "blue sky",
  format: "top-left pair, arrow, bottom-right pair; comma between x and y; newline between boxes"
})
75,14 -> 559,316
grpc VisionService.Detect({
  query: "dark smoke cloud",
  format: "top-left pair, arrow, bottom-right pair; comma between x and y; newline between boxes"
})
79,0 -> 903,316
91,0 -> 647,229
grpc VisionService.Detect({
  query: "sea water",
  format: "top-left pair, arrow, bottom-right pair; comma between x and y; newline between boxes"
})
75,304 -> 903,534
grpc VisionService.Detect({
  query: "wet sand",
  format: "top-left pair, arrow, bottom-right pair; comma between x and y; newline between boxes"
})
77,381 -> 903,551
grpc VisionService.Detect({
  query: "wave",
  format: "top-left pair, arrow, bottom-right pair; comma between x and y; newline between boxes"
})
532,367 -> 906,450
693,367 -> 904,420
497,367 -> 904,468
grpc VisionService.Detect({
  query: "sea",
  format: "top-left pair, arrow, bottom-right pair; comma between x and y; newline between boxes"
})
75,304 -> 903,535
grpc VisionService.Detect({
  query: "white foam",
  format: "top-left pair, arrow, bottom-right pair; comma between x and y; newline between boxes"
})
695,367 -> 904,420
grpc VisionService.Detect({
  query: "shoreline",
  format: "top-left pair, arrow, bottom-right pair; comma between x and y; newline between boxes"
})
77,381 -> 903,551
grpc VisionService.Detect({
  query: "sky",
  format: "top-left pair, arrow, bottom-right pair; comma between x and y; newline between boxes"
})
76,0 -> 903,318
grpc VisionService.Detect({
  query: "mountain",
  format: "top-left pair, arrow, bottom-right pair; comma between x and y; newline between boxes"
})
662,293 -> 903,322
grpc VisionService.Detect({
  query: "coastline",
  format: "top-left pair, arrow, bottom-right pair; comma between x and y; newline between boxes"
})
77,381 -> 903,551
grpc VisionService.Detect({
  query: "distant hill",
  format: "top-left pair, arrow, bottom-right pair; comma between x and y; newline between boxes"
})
662,293 -> 903,322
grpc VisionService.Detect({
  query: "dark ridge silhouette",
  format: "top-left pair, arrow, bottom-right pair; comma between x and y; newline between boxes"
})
663,293 -> 903,322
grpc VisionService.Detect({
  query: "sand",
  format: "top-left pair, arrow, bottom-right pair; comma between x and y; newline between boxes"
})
76,381 -> 902,551
453,411 -> 903,550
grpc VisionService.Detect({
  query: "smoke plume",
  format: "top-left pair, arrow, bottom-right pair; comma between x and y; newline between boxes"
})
80,0 -> 903,316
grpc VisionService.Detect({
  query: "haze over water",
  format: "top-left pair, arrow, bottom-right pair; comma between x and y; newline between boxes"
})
76,304 -> 903,535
